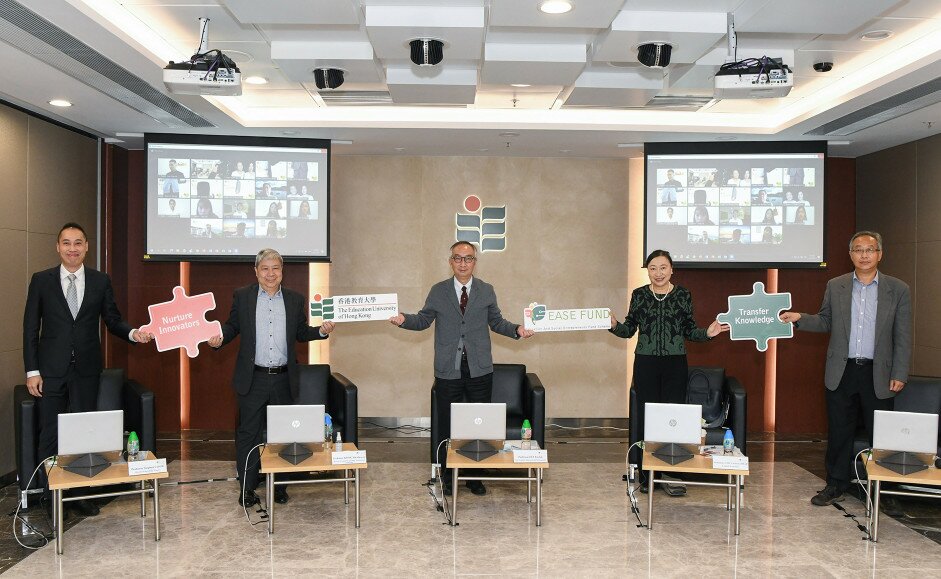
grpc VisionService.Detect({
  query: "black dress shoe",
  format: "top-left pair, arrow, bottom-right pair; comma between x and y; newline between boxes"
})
442,482 -> 453,497
71,499 -> 100,517
239,489 -> 260,507
880,495 -> 904,517
274,487 -> 289,504
466,480 -> 487,496
811,485 -> 844,506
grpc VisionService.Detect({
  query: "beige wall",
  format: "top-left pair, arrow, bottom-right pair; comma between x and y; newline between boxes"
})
328,155 -> 631,418
856,134 -> 940,377
0,102 -> 98,477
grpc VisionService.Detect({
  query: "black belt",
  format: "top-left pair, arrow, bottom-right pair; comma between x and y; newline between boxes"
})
852,358 -> 873,366
254,364 -> 288,374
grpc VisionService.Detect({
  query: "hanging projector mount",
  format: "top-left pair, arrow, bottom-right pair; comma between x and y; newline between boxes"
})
163,17 -> 242,96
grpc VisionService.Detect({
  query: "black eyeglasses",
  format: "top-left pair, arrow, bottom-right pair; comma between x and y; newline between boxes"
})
450,255 -> 477,264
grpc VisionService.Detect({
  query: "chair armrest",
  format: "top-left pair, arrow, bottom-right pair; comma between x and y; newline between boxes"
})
123,380 -> 156,453
329,372 -> 358,446
525,373 -> 546,450
14,385 -> 40,492
629,383 -> 641,465
724,376 -> 747,456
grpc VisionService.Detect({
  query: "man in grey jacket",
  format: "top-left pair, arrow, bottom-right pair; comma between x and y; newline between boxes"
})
780,231 -> 912,506
391,241 -> 534,495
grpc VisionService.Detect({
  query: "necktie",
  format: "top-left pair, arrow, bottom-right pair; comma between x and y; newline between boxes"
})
460,286 -> 468,315
66,273 -> 79,318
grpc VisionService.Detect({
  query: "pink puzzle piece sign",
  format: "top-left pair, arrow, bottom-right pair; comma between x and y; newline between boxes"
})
138,286 -> 222,358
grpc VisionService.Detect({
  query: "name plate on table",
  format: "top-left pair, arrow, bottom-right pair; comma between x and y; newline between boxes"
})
332,450 -> 367,465
512,449 -> 548,463
128,458 -> 168,476
523,303 -> 611,332
711,455 -> 749,470
311,293 -> 398,322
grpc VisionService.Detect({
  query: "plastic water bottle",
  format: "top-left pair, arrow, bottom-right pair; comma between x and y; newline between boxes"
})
324,414 -> 333,451
127,431 -> 140,459
335,432 -> 343,452
521,419 -> 532,450
723,428 -> 735,455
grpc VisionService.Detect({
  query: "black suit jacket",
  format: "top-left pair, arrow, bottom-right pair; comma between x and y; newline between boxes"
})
219,284 -> 327,396
23,266 -> 134,379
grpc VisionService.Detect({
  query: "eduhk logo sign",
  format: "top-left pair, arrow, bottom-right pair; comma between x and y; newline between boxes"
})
310,294 -> 334,320
455,195 -> 507,252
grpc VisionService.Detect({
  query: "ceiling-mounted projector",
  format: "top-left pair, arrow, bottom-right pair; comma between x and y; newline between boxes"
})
714,56 -> 793,99
163,17 -> 241,96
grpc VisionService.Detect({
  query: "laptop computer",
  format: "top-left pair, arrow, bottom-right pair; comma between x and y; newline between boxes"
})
873,410 -> 939,475
644,403 -> 702,465
450,403 -> 506,461
58,410 -> 124,477
267,404 -> 325,465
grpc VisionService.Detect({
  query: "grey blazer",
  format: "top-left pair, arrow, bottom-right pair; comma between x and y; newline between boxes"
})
797,271 -> 912,399
400,277 -> 520,379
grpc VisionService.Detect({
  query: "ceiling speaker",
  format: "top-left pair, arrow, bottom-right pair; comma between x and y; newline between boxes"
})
314,68 -> 344,89
410,39 -> 444,66
637,42 -> 672,68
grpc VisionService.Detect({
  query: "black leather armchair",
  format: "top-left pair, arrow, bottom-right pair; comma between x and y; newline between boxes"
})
853,375 -> 941,472
14,369 -> 155,498
296,364 -> 358,445
430,363 -> 546,463
629,366 -> 747,465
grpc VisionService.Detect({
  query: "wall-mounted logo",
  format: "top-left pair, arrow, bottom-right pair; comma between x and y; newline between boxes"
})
309,294 -> 334,320
455,195 -> 507,252
524,303 -> 547,323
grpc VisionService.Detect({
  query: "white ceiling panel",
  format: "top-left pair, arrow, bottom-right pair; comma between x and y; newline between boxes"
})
237,89 -> 318,108
883,0 -> 941,19
123,4 -> 264,44
271,41 -> 382,83
364,5 -> 485,61
222,0 -> 360,25
481,43 -> 586,85
473,89 -> 559,109
735,0 -> 904,35
593,10 -> 728,64
566,68 -> 663,107
385,66 -> 477,103
800,17 -> 931,52
489,0 -> 624,29
624,0 -> 744,12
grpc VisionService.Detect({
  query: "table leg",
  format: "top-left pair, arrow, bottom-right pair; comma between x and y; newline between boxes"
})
734,474 -> 742,536
140,481 -> 146,517
726,474 -> 732,510
344,468 -> 350,505
536,468 -> 542,526
528,467 -> 533,503
451,468 -> 459,526
647,469 -> 654,531
354,469 -> 361,528
267,473 -> 274,535
153,478 -> 161,541
55,489 -> 64,555
866,479 -> 872,518
871,480 -> 881,542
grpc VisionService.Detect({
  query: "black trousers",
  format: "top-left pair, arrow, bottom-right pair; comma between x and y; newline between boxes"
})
236,371 -> 291,491
825,360 -> 893,489
37,365 -> 99,492
632,354 -> 689,477
435,357 -> 493,472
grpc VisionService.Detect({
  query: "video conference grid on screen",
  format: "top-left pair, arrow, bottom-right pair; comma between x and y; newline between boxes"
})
146,142 -> 329,259
646,153 -> 825,265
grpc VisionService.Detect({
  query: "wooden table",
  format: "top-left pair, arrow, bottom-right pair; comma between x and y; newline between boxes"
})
864,451 -> 941,542
446,441 -> 549,526
259,443 -> 367,533
47,451 -> 167,555
643,447 -> 749,535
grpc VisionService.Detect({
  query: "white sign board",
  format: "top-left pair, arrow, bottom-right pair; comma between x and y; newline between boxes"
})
523,303 -> 611,332
711,454 -> 749,471
331,450 -> 367,465
128,458 -> 168,476
311,293 -> 398,323
512,449 -> 549,463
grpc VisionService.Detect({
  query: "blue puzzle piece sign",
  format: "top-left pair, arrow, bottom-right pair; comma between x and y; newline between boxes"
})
717,281 -> 793,352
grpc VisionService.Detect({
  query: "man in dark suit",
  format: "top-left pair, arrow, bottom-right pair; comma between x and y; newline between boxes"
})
781,231 -> 912,506
208,248 -> 334,507
23,222 -> 153,517
390,241 -> 534,496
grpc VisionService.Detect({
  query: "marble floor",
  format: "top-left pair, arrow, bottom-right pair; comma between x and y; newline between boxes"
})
2,438 -> 941,577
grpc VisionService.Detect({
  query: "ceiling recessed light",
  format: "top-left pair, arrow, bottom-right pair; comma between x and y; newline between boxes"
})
48,99 -> 72,107
511,83 -> 531,88
715,136 -> 737,141
539,1 -> 573,15
478,148 -> 489,152
282,130 -> 298,135
860,30 -> 892,41
244,76 -> 268,85
559,149 -> 571,153
394,147 -> 405,151
498,131 -> 520,138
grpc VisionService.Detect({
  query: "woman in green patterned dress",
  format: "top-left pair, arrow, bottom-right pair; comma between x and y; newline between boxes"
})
610,249 -> 727,494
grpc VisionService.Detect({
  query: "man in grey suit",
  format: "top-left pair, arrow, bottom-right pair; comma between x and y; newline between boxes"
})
780,231 -> 912,506
390,241 -> 534,496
